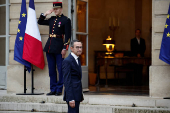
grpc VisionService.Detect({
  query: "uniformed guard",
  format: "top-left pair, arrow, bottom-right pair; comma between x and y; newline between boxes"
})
38,2 -> 71,96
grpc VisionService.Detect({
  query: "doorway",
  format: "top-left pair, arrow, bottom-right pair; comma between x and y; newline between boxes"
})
71,0 -> 151,95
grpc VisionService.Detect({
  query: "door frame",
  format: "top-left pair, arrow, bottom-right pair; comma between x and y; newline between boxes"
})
69,0 -> 89,90
0,0 -> 10,89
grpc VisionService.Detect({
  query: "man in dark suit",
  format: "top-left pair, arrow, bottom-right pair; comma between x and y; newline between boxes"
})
38,2 -> 71,96
131,29 -> 146,57
62,40 -> 84,113
130,29 -> 146,85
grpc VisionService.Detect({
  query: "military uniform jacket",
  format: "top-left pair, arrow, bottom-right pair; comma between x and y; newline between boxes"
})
38,14 -> 71,54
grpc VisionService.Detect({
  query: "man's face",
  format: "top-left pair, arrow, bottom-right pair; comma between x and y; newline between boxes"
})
71,42 -> 83,56
53,8 -> 62,16
135,30 -> 141,38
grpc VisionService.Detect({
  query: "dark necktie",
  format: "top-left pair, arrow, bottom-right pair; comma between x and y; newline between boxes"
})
77,57 -> 81,66
77,57 -> 82,78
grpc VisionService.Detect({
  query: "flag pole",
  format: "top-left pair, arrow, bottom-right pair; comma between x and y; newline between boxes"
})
16,65 -> 44,95
24,66 -> 27,93
31,64 -> 35,93
29,64 -> 44,95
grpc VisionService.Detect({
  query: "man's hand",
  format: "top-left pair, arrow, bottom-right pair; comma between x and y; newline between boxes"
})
61,49 -> 67,58
137,54 -> 141,57
69,101 -> 75,108
44,9 -> 54,16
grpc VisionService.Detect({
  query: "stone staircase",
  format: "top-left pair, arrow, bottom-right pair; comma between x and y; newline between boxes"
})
0,94 -> 170,113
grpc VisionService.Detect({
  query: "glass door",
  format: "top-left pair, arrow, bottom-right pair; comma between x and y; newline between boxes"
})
72,0 -> 89,90
0,0 -> 9,89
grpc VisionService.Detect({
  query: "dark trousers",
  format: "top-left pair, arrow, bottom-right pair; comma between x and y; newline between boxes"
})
46,52 -> 64,93
67,101 -> 80,113
134,64 -> 143,86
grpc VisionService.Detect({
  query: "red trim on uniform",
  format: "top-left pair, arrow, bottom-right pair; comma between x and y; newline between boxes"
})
66,45 -> 69,50
53,2 -> 62,4
48,18 -> 57,53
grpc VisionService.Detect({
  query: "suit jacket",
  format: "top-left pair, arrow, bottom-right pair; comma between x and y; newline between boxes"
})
38,14 -> 71,53
62,53 -> 84,102
131,37 -> 146,57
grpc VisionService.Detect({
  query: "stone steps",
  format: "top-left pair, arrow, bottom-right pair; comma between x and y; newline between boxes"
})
1,95 -> 170,108
0,102 -> 170,113
1,94 -> 170,113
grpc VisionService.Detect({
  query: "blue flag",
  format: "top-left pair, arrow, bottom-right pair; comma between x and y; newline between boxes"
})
159,4 -> 170,64
14,0 -> 31,72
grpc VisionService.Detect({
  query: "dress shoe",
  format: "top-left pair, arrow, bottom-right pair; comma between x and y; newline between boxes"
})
40,101 -> 45,104
46,92 -> 55,96
55,92 -> 62,96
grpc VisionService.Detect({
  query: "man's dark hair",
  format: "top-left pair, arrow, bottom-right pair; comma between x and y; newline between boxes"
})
70,39 -> 82,47
135,29 -> 141,33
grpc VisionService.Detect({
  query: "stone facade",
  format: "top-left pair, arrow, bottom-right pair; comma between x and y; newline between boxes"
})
150,0 -> 170,97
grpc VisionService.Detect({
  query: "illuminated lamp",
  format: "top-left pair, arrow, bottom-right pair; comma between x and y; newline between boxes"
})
103,36 -> 115,55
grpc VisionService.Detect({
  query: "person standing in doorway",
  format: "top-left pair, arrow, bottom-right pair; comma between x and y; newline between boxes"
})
62,40 -> 84,113
130,29 -> 146,85
131,29 -> 146,57
38,2 -> 71,96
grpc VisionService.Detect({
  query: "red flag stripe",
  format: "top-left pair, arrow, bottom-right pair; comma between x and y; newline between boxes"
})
23,33 -> 45,69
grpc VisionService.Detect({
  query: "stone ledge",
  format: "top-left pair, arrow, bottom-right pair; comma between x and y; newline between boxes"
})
0,102 -> 170,113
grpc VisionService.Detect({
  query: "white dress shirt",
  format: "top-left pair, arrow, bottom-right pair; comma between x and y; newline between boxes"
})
136,37 -> 140,45
71,52 -> 79,65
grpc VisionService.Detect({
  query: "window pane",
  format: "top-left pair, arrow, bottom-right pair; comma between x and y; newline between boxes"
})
0,38 -> 6,66
76,34 -> 87,66
0,6 -> 6,35
0,0 -> 5,5
76,0 -> 87,32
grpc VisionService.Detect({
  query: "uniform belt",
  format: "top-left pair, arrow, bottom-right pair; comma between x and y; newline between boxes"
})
49,34 -> 62,38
